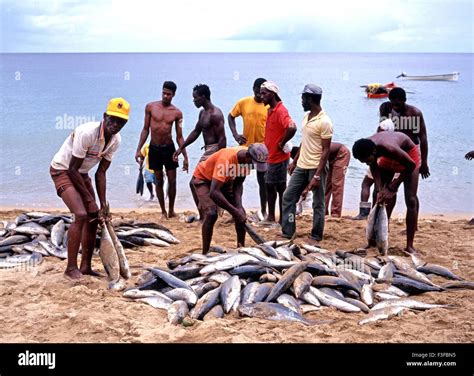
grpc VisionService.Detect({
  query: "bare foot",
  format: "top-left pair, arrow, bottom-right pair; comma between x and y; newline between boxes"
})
64,268 -> 83,280
80,267 -> 102,277
160,212 -> 168,220
168,211 -> 177,218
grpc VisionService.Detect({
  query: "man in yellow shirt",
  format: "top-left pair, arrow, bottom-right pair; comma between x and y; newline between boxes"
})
228,78 -> 268,218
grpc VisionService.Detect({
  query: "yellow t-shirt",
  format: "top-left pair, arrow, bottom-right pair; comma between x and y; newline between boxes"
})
230,96 -> 268,145
140,144 -> 154,173
297,110 -> 333,170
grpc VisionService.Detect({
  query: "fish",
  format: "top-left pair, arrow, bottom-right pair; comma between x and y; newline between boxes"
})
165,288 -> 198,306
99,225 -> 120,282
366,204 -> 378,245
378,262 -> 395,280
380,276 -> 444,294
344,297 -> 370,313
220,275 -> 241,313
265,262 -> 308,302
259,273 -> 278,283
416,263 -> 464,281
102,204 -> 131,280
277,294 -> 302,314
168,300 -> 189,325
440,281 -> 474,290
203,305 -> 224,320
301,243 -> 331,254
208,271 -> 232,284
0,235 -> 30,247
170,265 -> 202,280
190,286 -> 222,320
238,302 -> 315,326
293,271 -> 313,299
146,267 -> 194,292
361,283 -> 374,306
50,219 -> 65,247
311,276 -> 361,296
253,282 -> 274,303
374,204 -> 389,255
230,265 -> 270,279
5,252 -> 43,265
373,284 -> 409,297
199,254 -> 258,275
138,296 -> 173,310
244,223 -> 266,244
13,222 -> 50,236
371,298 -> 454,311
194,281 -> 220,298
359,306 -> 409,325
374,292 -> 402,301
39,241 -> 67,259
256,243 -> 280,259
136,166 -> 144,196
241,282 -> 261,304
308,287 -> 361,313
300,289 -> 321,307
300,304 -> 322,314
123,289 -> 170,299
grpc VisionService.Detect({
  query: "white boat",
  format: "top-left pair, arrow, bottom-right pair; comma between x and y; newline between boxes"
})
396,72 -> 460,81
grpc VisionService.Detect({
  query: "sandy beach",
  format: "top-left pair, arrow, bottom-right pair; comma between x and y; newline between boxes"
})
0,208 -> 472,343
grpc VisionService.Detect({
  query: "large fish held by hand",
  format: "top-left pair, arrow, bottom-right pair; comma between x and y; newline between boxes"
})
136,166 -> 144,196
99,224 -> 120,283
374,204 -> 389,255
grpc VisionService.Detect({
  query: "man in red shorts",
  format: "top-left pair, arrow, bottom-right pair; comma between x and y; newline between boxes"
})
352,131 -> 420,254
191,143 -> 268,254
50,98 -> 130,279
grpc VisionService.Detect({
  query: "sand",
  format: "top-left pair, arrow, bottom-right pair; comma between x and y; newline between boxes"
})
0,208 -> 472,343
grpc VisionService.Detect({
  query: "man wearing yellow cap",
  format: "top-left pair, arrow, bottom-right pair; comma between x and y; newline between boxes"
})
50,98 -> 130,280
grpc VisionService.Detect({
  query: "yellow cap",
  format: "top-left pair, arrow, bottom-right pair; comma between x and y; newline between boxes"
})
105,97 -> 130,120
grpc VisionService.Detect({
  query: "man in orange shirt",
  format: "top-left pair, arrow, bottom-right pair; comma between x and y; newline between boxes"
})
191,143 -> 268,254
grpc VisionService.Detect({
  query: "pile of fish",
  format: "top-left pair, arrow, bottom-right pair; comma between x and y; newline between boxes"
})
124,239 -> 472,326
0,211 -> 180,270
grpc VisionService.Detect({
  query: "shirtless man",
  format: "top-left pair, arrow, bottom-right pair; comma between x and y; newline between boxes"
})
173,84 -> 226,218
135,81 -> 188,219
352,131 -> 421,254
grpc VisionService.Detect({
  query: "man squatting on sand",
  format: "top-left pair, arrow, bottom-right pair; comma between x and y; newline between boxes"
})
135,81 -> 188,219
191,143 -> 269,254
50,98 -> 130,279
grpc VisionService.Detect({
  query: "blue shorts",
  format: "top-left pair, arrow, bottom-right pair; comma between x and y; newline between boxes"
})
144,170 -> 157,184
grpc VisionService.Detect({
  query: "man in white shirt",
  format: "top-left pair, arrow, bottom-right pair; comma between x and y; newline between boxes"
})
50,98 -> 130,280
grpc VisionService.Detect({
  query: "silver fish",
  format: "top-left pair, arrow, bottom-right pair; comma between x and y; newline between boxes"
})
238,302 -> 314,326
220,275 -> 241,313
99,225 -> 120,282
105,215 -> 131,279
191,286 -> 222,320
241,281 -> 261,304
293,271 -> 313,299
14,222 -> 50,236
265,262 -> 308,302
374,204 -> 389,255
361,283 -> 374,307
138,296 -> 173,310
50,219 -> 65,247
277,294 -> 302,314
309,287 -> 361,313
165,288 -> 198,306
124,289 -> 170,299
372,298 -> 454,311
203,305 -> 225,320
359,306 -> 409,325
199,254 -> 258,275
168,300 -> 189,325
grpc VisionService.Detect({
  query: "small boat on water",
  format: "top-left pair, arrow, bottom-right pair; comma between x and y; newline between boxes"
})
396,72 -> 460,81
362,82 -> 396,99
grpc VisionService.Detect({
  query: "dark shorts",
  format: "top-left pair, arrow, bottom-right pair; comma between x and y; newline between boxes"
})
192,177 -> 234,212
50,166 -> 94,198
265,159 -> 289,184
149,143 -> 179,172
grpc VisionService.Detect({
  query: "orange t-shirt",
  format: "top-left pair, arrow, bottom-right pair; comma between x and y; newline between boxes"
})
193,147 -> 250,183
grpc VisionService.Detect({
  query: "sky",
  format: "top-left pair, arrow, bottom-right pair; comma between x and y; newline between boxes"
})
0,0 -> 472,53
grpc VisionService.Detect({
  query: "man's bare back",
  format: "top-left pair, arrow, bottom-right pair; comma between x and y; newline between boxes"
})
370,131 -> 415,155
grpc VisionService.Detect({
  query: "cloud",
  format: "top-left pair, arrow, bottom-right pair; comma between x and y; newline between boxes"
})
0,0 -> 472,52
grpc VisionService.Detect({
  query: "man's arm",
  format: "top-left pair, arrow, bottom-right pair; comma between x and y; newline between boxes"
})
173,115 -> 203,161
301,138 -> 331,199
379,145 -> 416,199
232,177 -> 245,209
174,113 -> 189,172
135,104 -> 151,165
288,143 -> 302,175
214,109 -> 227,149
95,158 -> 111,210
68,156 -> 98,213
278,122 -> 297,151
209,179 -> 245,222
418,112 -> 430,179
228,114 -> 247,145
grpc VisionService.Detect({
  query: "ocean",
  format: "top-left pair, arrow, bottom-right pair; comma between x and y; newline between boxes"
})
0,53 -> 472,214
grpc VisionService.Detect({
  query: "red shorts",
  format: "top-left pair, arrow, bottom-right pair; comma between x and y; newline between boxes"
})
378,145 -> 420,173
50,166 -> 95,198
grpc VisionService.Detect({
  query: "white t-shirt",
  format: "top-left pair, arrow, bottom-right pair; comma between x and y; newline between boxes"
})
51,121 -> 121,174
